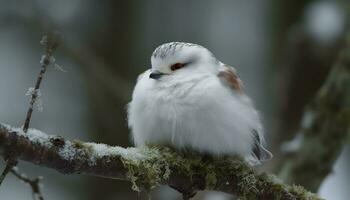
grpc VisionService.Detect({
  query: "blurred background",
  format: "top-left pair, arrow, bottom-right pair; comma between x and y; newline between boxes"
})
0,0 -> 349,199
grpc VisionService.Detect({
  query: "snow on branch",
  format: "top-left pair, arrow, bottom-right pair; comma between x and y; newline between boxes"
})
0,124 -> 320,200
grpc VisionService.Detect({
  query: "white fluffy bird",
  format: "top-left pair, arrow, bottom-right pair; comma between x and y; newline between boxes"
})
127,42 -> 272,164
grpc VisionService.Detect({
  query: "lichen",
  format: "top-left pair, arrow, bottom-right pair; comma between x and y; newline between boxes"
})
119,146 -> 177,191
289,185 -> 321,200
204,164 -> 217,189
117,145 -> 262,198
115,145 -> 205,192
117,143 -> 321,199
0,124 -> 322,199
260,174 -> 322,200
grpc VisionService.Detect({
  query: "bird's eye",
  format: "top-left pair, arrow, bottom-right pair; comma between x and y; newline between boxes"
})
170,63 -> 185,71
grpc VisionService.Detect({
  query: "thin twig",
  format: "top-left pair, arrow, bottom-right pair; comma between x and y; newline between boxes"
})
0,10 -> 132,102
23,31 -> 62,132
0,32 -> 61,195
11,168 -> 44,200
23,62 -> 48,133
0,159 -> 17,186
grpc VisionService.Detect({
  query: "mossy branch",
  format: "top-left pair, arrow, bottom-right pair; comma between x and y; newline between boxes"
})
278,34 -> 350,191
0,124 -> 320,200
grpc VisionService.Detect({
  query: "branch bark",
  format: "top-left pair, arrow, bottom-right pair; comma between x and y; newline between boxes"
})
278,33 -> 350,191
0,124 -> 320,200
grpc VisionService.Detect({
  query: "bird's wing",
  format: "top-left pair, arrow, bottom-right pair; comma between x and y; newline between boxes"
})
218,64 -> 273,162
218,64 -> 243,92
251,129 -> 273,161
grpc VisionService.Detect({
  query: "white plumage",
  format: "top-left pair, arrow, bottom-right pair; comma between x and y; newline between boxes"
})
127,42 -> 272,165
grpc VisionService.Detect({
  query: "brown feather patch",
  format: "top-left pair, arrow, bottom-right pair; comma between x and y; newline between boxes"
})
218,66 -> 242,92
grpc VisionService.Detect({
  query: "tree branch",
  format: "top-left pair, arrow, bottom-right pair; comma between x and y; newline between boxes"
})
278,33 -> 350,191
0,124 -> 320,200
10,168 -> 44,200
0,32 -> 61,193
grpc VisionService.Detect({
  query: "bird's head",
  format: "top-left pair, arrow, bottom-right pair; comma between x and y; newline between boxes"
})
149,42 -> 218,80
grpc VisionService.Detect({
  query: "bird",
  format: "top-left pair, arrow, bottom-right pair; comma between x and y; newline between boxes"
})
127,42 -> 272,165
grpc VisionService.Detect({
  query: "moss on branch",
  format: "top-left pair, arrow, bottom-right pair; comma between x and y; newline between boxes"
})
0,124 -> 320,200
278,34 -> 350,191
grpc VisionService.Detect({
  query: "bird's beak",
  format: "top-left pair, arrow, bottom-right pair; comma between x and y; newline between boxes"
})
149,70 -> 163,80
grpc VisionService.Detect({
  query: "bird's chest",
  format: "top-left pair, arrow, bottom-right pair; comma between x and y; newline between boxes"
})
133,75 -> 225,142
141,81 -> 205,128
